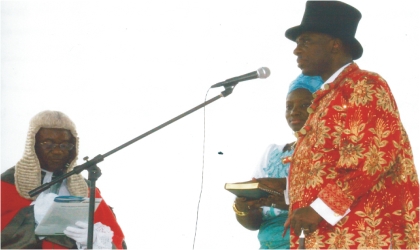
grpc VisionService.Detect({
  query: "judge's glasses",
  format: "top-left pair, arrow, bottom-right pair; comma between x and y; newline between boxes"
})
38,141 -> 75,151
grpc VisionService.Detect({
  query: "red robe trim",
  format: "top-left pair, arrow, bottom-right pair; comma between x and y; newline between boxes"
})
1,176 -> 125,249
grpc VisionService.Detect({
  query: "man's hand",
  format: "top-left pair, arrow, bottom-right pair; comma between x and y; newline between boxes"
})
233,197 -> 263,230
252,178 -> 288,210
258,194 -> 289,210
234,197 -> 262,212
286,206 -> 323,236
255,178 -> 287,192
64,221 -> 113,249
64,221 -> 90,248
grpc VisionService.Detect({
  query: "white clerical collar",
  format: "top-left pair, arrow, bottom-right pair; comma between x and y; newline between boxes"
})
41,169 -> 54,184
320,62 -> 352,89
40,169 -> 70,195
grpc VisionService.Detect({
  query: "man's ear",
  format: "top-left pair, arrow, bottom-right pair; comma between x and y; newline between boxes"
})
331,38 -> 352,57
331,38 -> 341,53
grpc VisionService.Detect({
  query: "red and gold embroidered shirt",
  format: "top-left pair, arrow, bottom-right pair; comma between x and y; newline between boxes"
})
288,63 -> 419,249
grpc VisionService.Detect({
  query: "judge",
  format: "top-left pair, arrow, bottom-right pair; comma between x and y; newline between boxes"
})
1,110 -> 126,249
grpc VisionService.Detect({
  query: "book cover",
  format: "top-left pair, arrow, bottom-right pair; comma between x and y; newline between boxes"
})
34,196 -> 102,236
224,181 -> 282,200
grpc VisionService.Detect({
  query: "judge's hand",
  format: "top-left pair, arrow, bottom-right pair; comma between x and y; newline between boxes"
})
64,221 -> 113,249
286,206 -> 322,236
255,177 -> 287,193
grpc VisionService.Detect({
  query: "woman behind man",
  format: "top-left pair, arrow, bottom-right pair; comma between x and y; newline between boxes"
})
233,74 -> 323,249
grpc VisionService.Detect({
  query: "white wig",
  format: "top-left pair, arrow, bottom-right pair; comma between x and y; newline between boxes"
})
14,110 -> 88,200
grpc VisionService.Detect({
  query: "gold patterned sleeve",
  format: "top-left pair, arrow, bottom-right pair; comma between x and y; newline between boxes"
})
319,72 -> 418,212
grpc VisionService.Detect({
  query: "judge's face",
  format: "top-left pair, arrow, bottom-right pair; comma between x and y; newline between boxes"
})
293,32 -> 334,79
285,88 -> 313,132
35,128 -> 76,173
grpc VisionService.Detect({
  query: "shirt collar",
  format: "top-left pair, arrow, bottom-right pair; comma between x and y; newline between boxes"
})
320,62 -> 351,88
41,169 -> 63,183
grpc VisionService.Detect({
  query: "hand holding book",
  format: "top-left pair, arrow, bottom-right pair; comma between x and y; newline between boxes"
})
234,196 -> 263,212
229,178 -> 289,230
255,178 -> 287,193
252,178 -> 288,210
225,178 -> 289,211
235,194 -> 288,211
225,178 -> 287,201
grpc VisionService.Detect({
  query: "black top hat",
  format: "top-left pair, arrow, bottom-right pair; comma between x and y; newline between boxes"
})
285,1 -> 363,60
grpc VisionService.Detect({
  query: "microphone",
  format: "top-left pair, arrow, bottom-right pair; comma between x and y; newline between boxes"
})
211,67 -> 271,88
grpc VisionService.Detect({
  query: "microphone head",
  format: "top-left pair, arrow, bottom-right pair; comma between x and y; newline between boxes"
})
257,67 -> 270,79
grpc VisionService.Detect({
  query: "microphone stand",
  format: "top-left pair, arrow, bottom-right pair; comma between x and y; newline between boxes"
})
29,86 -> 236,249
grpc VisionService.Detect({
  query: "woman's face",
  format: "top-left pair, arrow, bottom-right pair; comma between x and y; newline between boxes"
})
285,88 -> 314,132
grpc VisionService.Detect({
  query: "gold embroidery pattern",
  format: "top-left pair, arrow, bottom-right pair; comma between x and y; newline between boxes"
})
376,85 -> 396,113
355,227 -> 389,248
325,227 -> 355,249
349,77 -> 375,106
353,200 -> 390,248
402,199 -> 419,248
288,64 -> 419,249
304,230 -> 326,249
338,142 -> 364,168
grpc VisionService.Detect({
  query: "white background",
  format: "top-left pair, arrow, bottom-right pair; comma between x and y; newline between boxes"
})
2,1 -> 419,249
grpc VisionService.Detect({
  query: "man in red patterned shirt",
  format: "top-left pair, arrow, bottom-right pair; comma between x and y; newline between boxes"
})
283,1 -> 419,248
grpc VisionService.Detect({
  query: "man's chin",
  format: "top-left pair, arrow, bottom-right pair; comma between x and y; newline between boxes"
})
290,124 -> 304,132
301,69 -> 317,76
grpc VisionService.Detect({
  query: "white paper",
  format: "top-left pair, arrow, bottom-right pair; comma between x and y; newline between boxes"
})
35,197 -> 102,236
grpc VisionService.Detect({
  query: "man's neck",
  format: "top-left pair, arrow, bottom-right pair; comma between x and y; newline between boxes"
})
41,168 -> 65,176
324,62 -> 352,85
322,58 -> 353,81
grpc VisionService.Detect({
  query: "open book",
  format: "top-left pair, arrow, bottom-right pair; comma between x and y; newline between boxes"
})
224,181 -> 282,200
35,196 -> 102,236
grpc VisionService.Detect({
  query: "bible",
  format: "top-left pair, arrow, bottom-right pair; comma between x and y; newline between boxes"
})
224,181 -> 282,200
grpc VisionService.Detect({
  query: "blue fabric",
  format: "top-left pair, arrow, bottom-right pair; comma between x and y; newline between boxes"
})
258,214 -> 290,249
287,74 -> 324,95
258,146 -> 293,249
261,146 -> 292,179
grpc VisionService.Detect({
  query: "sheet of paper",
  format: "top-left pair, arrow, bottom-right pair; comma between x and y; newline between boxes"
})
35,197 -> 102,235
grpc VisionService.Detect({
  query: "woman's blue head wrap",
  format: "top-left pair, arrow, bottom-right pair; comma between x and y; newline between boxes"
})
287,74 -> 324,95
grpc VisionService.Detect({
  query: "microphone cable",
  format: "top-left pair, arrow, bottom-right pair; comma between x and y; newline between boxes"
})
192,87 -> 211,250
